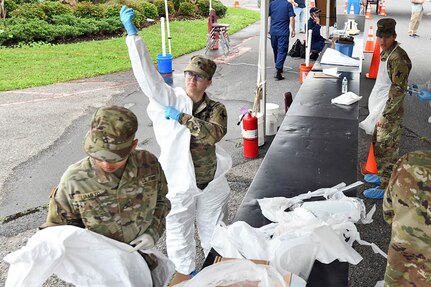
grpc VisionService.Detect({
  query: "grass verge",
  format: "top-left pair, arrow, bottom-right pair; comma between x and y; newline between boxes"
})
0,8 -> 259,91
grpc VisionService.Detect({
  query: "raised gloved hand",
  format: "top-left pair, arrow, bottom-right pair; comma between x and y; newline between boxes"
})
120,6 -> 138,36
417,89 -> 431,101
129,233 -> 155,252
164,106 -> 181,121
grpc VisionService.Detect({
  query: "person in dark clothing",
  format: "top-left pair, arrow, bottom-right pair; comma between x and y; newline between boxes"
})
308,7 -> 326,57
269,0 -> 295,80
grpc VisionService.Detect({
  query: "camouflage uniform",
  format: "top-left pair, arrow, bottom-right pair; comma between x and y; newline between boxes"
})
177,55 -> 228,189
179,95 -> 227,189
42,106 -> 170,245
373,41 -> 411,189
383,150 -> 431,286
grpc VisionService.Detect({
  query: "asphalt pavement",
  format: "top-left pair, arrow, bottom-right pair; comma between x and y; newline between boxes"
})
1,1 -> 430,286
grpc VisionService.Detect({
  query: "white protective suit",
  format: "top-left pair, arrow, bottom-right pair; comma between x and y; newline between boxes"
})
359,44 -> 400,135
126,35 -> 232,274
4,226 -> 174,287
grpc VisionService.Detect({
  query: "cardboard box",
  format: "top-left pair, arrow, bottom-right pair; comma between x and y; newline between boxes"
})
169,272 -> 192,287
169,257 -> 292,286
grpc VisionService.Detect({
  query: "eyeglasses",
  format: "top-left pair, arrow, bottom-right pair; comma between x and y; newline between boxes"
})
184,71 -> 206,82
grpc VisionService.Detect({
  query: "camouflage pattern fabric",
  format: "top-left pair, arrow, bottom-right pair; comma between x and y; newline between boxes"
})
383,150 -> 431,287
84,106 -> 138,163
179,94 -> 227,189
41,150 -> 170,244
373,43 -> 411,189
184,55 -> 217,80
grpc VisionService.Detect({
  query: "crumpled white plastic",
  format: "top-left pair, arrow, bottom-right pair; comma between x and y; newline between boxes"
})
331,91 -> 362,105
173,259 -> 306,287
211,182 -> 388,282
4,226 -> 174,287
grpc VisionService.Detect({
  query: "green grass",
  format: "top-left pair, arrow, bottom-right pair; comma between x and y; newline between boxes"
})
0,8 -> 259,91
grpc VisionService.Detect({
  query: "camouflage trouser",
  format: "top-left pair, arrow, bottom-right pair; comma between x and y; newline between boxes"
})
373,120 -> 402,189
384,243 -> 431,287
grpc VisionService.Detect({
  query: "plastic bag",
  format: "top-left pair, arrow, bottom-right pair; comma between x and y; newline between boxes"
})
177,259 -> 292,287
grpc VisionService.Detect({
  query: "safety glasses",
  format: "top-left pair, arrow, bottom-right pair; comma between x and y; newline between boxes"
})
184,71 -> 206,82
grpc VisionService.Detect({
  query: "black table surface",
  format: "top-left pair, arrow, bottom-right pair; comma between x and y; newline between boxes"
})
203,56 -> 361,287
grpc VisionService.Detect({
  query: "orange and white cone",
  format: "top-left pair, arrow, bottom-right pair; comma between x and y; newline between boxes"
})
234,0 -> 240,8
365,3 -> 372,19
379,0 -> 387,16
364,25 -> 375,53
343,0 -> 347,14
310,0 -> 315,8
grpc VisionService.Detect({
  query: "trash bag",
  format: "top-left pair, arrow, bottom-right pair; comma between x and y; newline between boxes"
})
288,39 -> 302,57
300,41 -> 306,59
178,259 -> 293,287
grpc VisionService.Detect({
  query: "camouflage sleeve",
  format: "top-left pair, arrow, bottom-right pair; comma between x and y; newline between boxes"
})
383,175 -> 395,225
40,180 -> 84,229
143,162 -> 171,242
382,51 -> 411,121
180,102 -> 227,145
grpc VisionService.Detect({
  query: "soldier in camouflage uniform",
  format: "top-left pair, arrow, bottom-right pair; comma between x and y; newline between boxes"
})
166,56 -> 227,189
121,6 -> 231,276
383,150 -> 431,286
360,18 -> 412,199
41,106 -> 171,255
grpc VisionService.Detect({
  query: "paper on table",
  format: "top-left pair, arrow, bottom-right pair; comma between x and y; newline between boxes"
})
331,91 -> 362,105
320,48 -> 360,67
322,67 -> 341,77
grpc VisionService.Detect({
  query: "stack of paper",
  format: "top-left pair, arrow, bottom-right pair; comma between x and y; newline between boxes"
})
331,91 -> 362,105
320,48 -> 360,67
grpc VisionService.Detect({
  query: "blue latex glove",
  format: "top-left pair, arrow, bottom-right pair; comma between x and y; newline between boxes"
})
120,6 -> 138,36
363,187 -> 384,199
364,174 -> 381,185
417,89 -> 431,101
164,106 -> 181,121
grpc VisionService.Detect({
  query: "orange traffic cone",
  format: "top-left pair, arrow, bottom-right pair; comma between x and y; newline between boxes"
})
378,0 -> 381,13
343,0 -> 347,14
361,143 -> 378,175
350,4 -> 354,14
365,3 -> 372,19
234,0 -> 240,8
379,0 -> 387,16
310,0 -> 315,8
364,25 -> 375,53
366,41 -> 380,79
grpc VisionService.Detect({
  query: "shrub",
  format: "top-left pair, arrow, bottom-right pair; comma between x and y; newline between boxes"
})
141,1 -> 158,19
196,0 -> 225,17
153,0 -> 174,17
38,2 -> 73,20
178,2 -> 196,16
103,3 -> 122,18
3,0 -> 19,16
9,3 -> 47,20
74,2 -> 104,18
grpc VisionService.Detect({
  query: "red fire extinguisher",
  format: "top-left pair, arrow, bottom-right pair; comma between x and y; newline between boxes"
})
242,112 -> 258,158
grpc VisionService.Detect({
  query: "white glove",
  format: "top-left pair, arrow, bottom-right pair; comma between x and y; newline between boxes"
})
129,233 -> 155,252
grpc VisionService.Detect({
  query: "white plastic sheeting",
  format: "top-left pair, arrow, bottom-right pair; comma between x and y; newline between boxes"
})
173,259 -> 306,287
126,35 -> 231,274
4,226 -> 174,287
211,182 -> 388,282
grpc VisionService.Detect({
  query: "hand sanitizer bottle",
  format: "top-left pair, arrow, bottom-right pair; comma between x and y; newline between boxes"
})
342,77 -> 348,94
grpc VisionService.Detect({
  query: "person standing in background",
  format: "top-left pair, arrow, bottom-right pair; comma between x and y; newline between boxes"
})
383,150 -> 431,286
269,0 -> 295,80
289,0 -> 306,34
408,0 -> 424,37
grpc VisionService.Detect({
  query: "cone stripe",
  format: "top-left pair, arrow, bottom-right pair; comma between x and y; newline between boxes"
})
364,25 -> 375,53
365,3 -> 372,19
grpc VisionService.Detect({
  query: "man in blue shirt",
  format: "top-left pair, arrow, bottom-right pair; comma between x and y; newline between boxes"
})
269,0 -> 296,80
